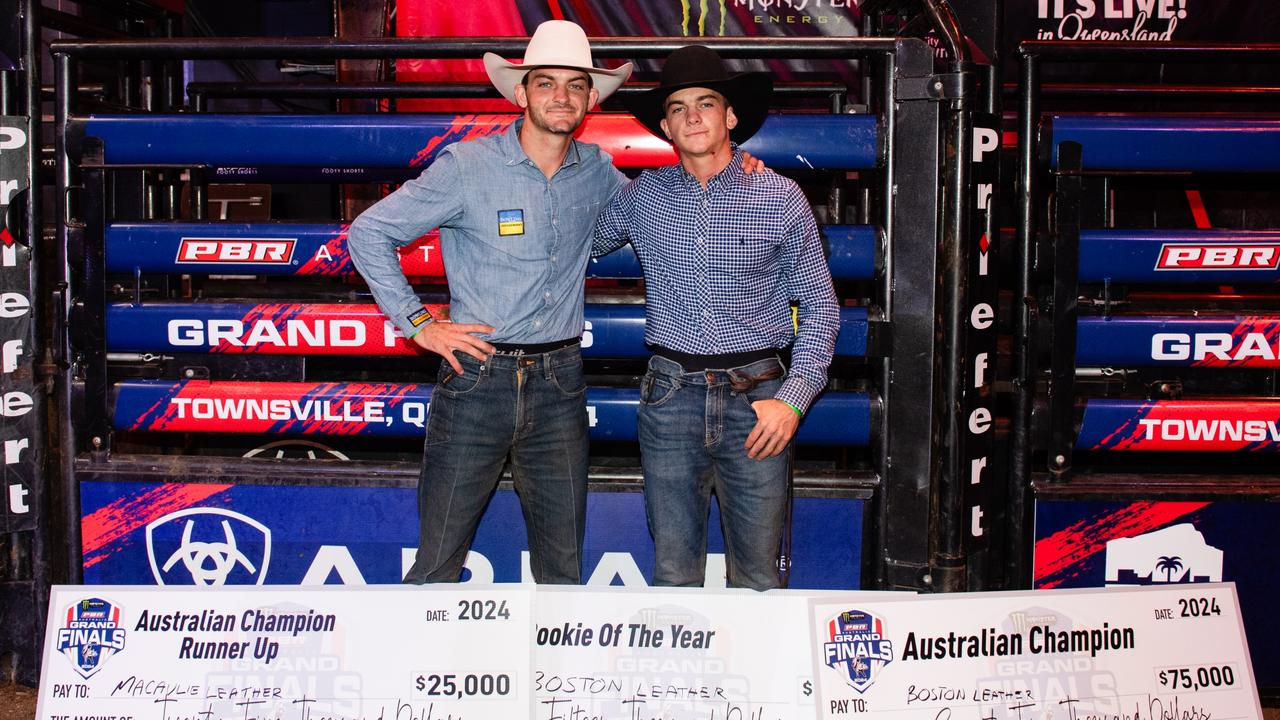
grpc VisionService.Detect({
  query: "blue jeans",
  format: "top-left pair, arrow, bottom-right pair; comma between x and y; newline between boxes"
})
638,354 -> 790,590
403,345 -> 589,584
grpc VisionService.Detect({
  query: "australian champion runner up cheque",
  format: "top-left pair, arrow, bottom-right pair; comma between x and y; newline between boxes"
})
36,584 -> 533,720
808,584 -> 1263,720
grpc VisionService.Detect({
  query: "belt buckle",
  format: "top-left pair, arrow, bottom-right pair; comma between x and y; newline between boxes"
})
728,369 -> 755,394
729,364 -> 782,394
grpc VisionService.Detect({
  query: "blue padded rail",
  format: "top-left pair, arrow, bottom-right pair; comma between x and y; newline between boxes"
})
1077,315 -> 1280,368
111,380 -> 874,446
82,113 -> 882,170
1079,229 -> 1280,283
105,222 -> 881,280
1048,114 -> 1280,173
106,302 -> 871,358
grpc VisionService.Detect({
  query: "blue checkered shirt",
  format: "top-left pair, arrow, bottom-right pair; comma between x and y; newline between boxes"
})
593,149 -> 839,412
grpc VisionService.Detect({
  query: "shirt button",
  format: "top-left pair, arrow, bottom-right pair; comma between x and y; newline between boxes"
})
534,320 -> 542,327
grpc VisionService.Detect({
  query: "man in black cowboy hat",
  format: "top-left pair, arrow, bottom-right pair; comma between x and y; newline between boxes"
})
593,46 -> 839,590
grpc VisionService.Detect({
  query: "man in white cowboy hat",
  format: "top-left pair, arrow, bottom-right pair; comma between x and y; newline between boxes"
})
346,20 -> 632,584
593,45 -> 839,590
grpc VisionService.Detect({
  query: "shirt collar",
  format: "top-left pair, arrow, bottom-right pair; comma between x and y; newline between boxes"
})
677,144 -> 744,194
502,118 -> 582,170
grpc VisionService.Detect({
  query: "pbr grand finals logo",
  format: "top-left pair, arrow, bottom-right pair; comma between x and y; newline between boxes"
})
823,609 -> 894,692
56,598 -> 127,678
146,507 -> 272,585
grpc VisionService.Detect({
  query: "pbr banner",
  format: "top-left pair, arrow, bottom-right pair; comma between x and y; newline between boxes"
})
110,380 -> 875,446
1078,230 -> 1280,284
809,584 -> 1262,720
1075,399 -> 1280,452
106,223 -> 444,277
37,584 -> 535,719
1035,500 -> 1280,688
0,116 -> 38,533
79,480 -> 864,589
105,222 -> 880,280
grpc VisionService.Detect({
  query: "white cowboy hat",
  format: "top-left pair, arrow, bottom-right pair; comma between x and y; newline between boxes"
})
483,20 -> 633,107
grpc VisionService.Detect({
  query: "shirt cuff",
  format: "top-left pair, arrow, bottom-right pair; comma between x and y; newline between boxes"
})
399,304 -> 435,339
775,376 -> 823,415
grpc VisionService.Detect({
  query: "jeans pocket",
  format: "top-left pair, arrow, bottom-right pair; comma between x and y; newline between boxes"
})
549,357 -> 587,396
436,358 -> 486,396
734,373 -> 787,407
640,373 -> 680,407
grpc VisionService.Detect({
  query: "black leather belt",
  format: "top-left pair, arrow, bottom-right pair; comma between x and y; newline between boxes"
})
650,345 -> 780,372
489,337 -> 580,356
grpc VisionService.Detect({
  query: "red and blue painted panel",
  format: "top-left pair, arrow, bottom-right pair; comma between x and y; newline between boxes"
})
105,222 -> 879,280
1077,316 -> 1280,368
1076,399 -> 1280,452
1035,499 -> 1280,688
105,302 -> 871,358
79,479 -> 862,589
111,380 -> 874,446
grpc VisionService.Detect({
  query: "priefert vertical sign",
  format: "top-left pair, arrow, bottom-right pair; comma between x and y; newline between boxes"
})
962,117 -> 1000,551
0,117 -> 37,532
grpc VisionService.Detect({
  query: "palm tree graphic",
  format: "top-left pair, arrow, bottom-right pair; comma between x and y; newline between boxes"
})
1155,555 -> 1184,583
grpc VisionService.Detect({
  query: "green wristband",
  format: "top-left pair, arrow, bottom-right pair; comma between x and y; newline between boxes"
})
782,400 -> 804,418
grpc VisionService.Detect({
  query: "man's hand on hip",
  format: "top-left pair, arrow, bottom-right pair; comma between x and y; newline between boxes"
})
412,321 -> 496,374
745,398 -> 799,460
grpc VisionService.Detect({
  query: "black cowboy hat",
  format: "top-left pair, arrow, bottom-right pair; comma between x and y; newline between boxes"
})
625,45 -> 773,145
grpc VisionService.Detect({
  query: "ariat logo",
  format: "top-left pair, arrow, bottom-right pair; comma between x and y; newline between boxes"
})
146,507 -> 272,585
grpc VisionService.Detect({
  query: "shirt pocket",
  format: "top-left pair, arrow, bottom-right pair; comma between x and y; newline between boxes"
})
562,200 -> 603,243
714,236 -> 783,284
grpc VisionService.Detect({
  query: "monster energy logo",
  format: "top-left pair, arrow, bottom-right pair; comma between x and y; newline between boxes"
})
681,0 -> 728,36
682,0 -> 858,35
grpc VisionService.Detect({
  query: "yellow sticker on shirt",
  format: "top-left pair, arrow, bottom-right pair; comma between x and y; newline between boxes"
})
498,209 -> 525,236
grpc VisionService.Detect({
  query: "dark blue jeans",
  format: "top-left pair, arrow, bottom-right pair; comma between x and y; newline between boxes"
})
638,354 -> 790,590
403,345 -> 589,584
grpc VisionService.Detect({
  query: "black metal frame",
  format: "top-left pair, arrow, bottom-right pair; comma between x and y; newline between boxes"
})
51,34 -> 975,593
1009,41 -> 1280,586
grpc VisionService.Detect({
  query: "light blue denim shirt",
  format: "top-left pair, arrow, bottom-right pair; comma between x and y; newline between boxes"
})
348,118 -> 627,343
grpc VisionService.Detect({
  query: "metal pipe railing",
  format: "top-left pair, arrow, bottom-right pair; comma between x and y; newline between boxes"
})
1008,40 -> 1280,588
51,34 -> 922,591
51,35 -> 903,61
